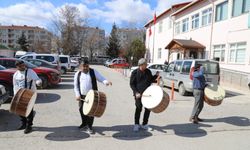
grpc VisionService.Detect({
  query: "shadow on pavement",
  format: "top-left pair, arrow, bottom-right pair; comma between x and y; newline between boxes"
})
151,123 -> 212,138
204,116 -> 250,126
35,126 -> 90,141
52,84 -> 74,90
0,109 -> 20,132
94,125 -> 153,140
36,93 -> 61,103
225,90 -> 243,98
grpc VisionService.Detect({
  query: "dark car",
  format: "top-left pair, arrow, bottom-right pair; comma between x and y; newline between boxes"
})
26,59 -> 60,72
0,58 -> 61,94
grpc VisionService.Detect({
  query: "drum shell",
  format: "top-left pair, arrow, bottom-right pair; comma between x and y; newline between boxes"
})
84,90 -> 107,117
10,88 -> 36,117
151,91 -> 170,113
204,84 -> 225,106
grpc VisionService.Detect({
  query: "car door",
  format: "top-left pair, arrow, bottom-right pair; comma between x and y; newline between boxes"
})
161,62 -> 175,87
173,61 -> 183,88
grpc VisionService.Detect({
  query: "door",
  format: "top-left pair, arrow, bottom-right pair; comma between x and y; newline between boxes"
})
172,61 -> 183,88
162,62 -> 175,87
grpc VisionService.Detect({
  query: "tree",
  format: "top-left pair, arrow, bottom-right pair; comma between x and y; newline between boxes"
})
126,39 -> 146,66
106,23 -> 120,58
17,32 -> 29,51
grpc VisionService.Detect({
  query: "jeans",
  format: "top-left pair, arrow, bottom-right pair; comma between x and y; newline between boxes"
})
191,89 -> 204,118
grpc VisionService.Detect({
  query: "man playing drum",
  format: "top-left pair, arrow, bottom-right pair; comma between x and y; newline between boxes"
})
73,59 -> 112,134
190,64 -> 206,124
130,58 -> 161,132
13,60 -> 42,134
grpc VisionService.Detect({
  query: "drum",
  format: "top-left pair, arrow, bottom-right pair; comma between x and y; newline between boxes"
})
10,88 -> 37,117
204,84 -> 225,106
83,90 -> 107,117
141,85 -> 170,113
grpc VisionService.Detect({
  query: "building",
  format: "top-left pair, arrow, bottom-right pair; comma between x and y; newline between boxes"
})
145,0 -> 250,73
0,25 -> 52,53
76,27 -> 106,57
116,28 -> 145,50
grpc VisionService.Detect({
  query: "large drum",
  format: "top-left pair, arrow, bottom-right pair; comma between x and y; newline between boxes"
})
83,90 -> 107,117
141,85 -> 170,113
10,88 -> 37,117
204,84 -> 225,106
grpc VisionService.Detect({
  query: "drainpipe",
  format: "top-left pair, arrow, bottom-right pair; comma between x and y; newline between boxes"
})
209,0 -> 215,59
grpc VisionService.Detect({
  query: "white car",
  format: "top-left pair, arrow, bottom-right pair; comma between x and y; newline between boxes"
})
70,59 -> 79,71
59,55 -> 71,74
129,63 -> 167,77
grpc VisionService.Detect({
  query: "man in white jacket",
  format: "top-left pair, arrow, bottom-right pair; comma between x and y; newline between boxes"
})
13,60 -> 42,134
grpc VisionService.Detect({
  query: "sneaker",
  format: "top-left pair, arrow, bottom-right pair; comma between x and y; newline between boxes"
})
141,124 -> 152,131
17,124 -> 26,130
133,124 -> 140,132
86,128 -> 94,134
24,126 -> 32,134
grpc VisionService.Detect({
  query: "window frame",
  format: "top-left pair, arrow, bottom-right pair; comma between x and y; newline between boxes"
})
215,1 -> 228,22
202,7 -> 212,26
182,18 -> 189,33
228,42 -> 246,64
213,44 -> 226,62
191,13 -> 200,29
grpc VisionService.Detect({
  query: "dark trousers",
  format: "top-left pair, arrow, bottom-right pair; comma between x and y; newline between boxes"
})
191,89 -> 204,118
79,96 -> 94,129
134,97 -> 151,125
20,109 -> 34,127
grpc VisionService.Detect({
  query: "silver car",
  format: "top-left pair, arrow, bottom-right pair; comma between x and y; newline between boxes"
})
160,59 -> 220,96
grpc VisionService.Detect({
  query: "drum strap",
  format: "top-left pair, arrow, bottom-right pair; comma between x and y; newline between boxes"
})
77,68 -> 98,96
24,69 -> 33,89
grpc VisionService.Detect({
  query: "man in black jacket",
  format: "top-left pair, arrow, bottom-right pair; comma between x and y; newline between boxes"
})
130,58 -> 160,132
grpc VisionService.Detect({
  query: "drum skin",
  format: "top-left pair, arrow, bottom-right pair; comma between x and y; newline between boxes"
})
204,84 -> 225,106
10,88 -> 37,117
142,85 -> 170,113
83,90 -> 107,117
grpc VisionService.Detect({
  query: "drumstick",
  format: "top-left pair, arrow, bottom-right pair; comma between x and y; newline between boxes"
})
80,99 -> 89,103
142,94 -> 152,97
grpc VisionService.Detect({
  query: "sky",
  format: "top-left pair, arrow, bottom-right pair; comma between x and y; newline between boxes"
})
0,0 -> 190,35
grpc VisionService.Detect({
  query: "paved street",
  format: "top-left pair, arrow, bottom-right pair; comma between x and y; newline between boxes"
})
1,65 -> 250,150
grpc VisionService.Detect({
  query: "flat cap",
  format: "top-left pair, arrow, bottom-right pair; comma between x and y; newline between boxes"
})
15,60 -> 24,66
138,58 -> 147,66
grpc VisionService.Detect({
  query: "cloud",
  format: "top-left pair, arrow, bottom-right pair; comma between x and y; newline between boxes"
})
155,0 -> 190,14
82,0 -> 98,5
0,0 -> 55,28
91,0 -> 153,26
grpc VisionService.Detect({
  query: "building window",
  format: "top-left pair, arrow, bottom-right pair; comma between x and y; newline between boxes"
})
216,1 -> 228,22
232,0 -> 250,17
213,44 -> 225,62
175,21 -> 180,34
182,18 -> 189,32
191,13 -> 200,29
229,42 -> 246,63
202,8 -> 212,26
158,48 -> 162,59
158,21 -> 163,33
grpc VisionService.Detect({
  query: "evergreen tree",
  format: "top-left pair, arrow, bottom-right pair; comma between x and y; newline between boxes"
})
17,32 -> 29,51
126,39 -> 146,66
106,23 -> 120,58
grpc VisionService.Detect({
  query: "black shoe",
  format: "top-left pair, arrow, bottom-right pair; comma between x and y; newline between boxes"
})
24,126 -> 32,134
78,124 -> 86,129
197,117 -> 204,122
189,117 -> 198,124
17,124 -> 26,130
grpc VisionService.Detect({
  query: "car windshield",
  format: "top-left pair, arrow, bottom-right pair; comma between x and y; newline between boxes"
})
0,65 -> 6,70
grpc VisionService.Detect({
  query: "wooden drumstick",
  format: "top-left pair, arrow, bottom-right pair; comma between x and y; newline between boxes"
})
142,94 -> 152,97
80,99 -> 89,103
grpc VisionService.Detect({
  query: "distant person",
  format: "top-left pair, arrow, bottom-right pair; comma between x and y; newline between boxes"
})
13,60 -> 42,134
130,58 -> 161,132
73,60 -> 112,134
190,64 -> 206,124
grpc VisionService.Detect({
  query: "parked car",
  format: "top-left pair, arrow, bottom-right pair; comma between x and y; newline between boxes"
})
0,58 -> 61,92
20,53 -> 60,71
58,55 -> 71,74
70,59 -> 79,71
130,63 -> 167,77
104,59 -> 112,67
26,59 -> 60,72
0,84 -> 9,107
108,58 -> 129,68
160,59 -> 220,96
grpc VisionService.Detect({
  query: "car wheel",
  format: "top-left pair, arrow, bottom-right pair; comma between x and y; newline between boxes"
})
0,83 -> 12,102
179,83 -> 187,96
39,76 -> 48,89
61,67 -> 66,74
